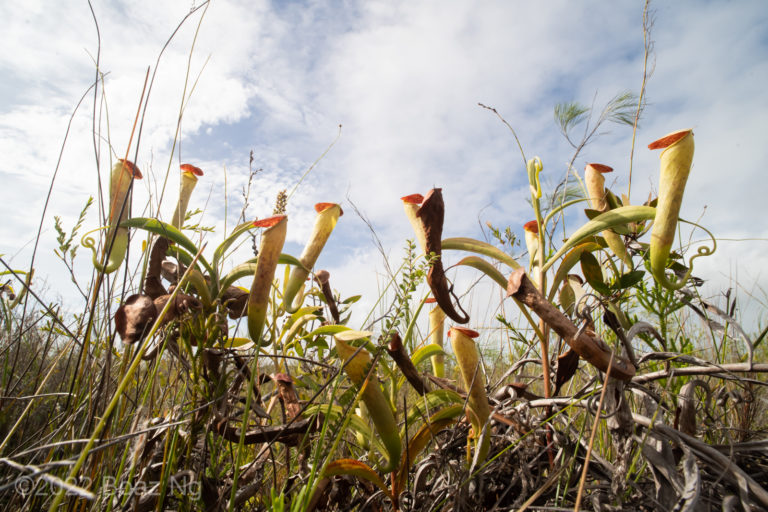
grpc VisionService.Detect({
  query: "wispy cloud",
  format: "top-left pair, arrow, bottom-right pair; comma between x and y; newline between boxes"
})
1,0 -> 766,327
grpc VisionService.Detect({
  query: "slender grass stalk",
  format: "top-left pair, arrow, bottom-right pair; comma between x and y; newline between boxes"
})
47,244 -> 207,511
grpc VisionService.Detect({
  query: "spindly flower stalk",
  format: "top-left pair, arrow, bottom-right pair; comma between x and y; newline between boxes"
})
247,215 -> 287,344
82,159 -> 142,274
426,298 -> 446,378
449,326 -> 490,465
171,163 -> 203,229
648,129 -> 694,289
584,163 -> 631,266
283,203 -> 343,312
335,335 -> 402,473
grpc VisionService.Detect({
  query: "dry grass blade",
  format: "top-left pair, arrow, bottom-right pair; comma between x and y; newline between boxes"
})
633,413 -> 768,508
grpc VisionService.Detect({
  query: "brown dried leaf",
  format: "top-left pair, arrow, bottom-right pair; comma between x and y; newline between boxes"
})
554,348 -> 579,396
115,294 -> 157,344
143,237 -> 169,299
416,188 -> 469,323
222,286 -> 249,319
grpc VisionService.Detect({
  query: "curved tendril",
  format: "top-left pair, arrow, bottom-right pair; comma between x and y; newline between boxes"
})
80,226 -> 119,273
542,197 -> 590,228
654,219 -> 717,290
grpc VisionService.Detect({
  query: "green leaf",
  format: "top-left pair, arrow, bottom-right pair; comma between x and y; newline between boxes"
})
122,217 -> 198,255
542,206 -> 656,273
614,270 -> 645,290
548,242 -> 601,301
455,256 -> 508,289
584,209 -> 602,220
305,404 -> 387,462
217,254 -> 306,295
403,390 -> 462,433
604,91 -> 639,126
302,325 -> 352,340
281,313 -> 322,348
165,244 -> 215,279
323,459 -> 391,498
288,306 -> 322,326
585,207 -> 630,234
278,253 -> 306,268
342,295 -> 362,305
442,237 -> 521,269
217,337 -> 253,349
218,262 -> 258,293
334,330 -> 372,342
306,337 -> 329,352
559,281 -> 576,315
410,344 -> 446,368
122,217 -> 215,276
605,189 -> 622,210
580,252 -> 609,296
396,406 -> 463,490
212,221 -> 256,269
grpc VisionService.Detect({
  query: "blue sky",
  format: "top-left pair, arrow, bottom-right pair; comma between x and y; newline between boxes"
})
1,0 -> 767,331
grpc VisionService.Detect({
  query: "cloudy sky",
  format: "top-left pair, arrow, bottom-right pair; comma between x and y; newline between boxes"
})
1,0 -> 767,333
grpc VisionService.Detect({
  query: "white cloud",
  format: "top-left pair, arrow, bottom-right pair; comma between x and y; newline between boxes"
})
1,0 -> 767,333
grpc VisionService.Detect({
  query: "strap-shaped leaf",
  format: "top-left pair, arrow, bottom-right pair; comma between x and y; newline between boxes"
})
212,221 -> 257,269
455,255 -> 507,288
217,337 -> 253,349
403,390 -> 462,434
542,206 -> 656,273
613,269 -> 645,290
580,251 -> 609,295
411,344 -> 446,368
396,406 -> 463,490
122,217 -> 199,255
217,254 -> 305,296
548,242 -> 601,301
303,325 -> 352,339
442,237 -> 521,269
218,262 -> 258,293
324,459 -> 391,498
305,404 -> 384,454
122,217 -> 215,276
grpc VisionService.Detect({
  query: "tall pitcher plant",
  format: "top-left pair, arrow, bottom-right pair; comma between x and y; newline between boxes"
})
584,163 -> 632,266
450,326 -> 491,465
647,129 -> 714,289
171,163 -> 204,229
82,159 -> 143,274
248,215 -> 288,345
283,203 -> 343,312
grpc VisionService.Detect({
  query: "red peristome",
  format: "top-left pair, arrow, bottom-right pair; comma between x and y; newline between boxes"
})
315,202 -> 343,216
180,163 -> 204,176
252,215 -> 287,228
400,193 -> 424,204
523,220 -> 539,234
648,129 -> 692,150
425,297 -> 437,304
586,163 -> 613,174
449,326 -> 480,339
273,373 -> 293,383
119,159 -> 143,179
